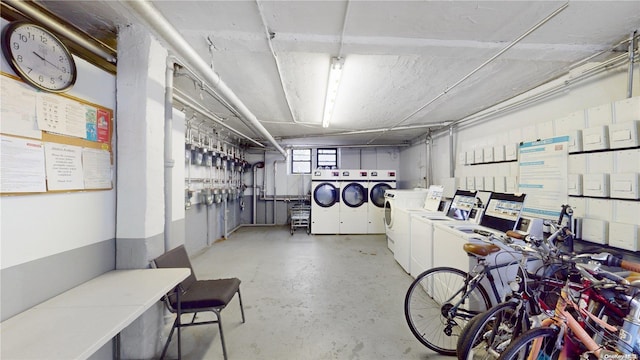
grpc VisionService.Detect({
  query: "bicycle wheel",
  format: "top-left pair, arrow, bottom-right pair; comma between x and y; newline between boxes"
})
498,327 -> 561,360
457,301 -> 529,360
404,267 -> 491,355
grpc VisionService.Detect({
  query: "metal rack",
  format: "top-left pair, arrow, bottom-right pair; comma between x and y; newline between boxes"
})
289,203 -> 310,235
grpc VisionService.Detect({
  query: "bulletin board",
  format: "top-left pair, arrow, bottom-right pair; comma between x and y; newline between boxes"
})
1,72 -> 114,195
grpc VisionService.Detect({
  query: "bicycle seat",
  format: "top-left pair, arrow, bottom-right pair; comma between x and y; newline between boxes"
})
463,243 -> 501,257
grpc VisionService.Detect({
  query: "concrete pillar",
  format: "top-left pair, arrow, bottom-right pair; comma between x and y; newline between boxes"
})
115,24 -> 168,359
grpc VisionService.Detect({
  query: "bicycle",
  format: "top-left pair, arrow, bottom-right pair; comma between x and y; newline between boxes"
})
404,229 -> 550,355
498,252 -> 640,359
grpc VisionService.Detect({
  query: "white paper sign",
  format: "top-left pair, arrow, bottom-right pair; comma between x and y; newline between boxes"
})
82,148 -> 112,189
0,135 -> 46,193
44,143 -> 84,190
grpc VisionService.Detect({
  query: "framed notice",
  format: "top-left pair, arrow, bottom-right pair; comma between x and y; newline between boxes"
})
518,136 -> 569,219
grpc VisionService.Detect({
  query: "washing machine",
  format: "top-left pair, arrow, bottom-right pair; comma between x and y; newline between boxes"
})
409,189 -> 478,278
383,188 -> 430,253
311,169 -> 341,234
367,170 -> 396,234
432,191 -> 528,304
393,185 -> 446,274
339,169 -> 369,234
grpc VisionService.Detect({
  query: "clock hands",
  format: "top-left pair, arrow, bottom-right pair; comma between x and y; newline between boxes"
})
32,51 -> 63,71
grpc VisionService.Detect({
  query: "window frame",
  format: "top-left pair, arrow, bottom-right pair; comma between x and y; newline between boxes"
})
290,148 -> 312,174
316,148 -> 338,169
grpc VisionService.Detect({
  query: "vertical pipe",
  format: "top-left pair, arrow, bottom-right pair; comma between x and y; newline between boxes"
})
273,160 -> 278,225
164,59 -> 176,252
253,165 -> 258,224
448,126 -> 455,178
425,132 -> 432,187
628,31 -> 637,98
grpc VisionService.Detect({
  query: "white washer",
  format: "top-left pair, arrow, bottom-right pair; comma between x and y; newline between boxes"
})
433,192 -> 528,304
384,188 -> 429,253
311,169 -> 341,234
339,170 -> 369,234
367,170 -> 396,234
409,190 -> 478,278
393,185 -> 445,273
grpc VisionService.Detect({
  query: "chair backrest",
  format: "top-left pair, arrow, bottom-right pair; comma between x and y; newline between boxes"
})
153,245 -> 198,291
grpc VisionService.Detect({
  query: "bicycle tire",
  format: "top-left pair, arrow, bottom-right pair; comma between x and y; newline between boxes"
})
457,301 -> 529,360
498,326 -> 561,360
404,266 -> 492,356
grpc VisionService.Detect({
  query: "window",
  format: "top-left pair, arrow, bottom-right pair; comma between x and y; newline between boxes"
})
317,148 -> 337,169
291,148 -> 311,174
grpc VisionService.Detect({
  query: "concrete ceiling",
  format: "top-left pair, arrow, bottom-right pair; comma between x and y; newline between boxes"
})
30,1 -> 640,146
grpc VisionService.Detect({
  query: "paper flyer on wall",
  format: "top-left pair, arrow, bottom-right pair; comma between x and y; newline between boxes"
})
0,135 -> 47,193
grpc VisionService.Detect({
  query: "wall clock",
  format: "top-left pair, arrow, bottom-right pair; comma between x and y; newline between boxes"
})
1,21 -> 77,92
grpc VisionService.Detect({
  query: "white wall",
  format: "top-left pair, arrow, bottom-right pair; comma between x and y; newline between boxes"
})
0,20 -> 117,270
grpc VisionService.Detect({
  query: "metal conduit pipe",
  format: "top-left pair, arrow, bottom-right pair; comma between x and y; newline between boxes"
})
445,52 -> 633,133
163,58 -> 176,252
173,90 -> 264,148
4,0 -> 117,63
628,31 -> 637,98
125,0 -> 287,158
448,126 -> 455,178
365,2 -> 569,145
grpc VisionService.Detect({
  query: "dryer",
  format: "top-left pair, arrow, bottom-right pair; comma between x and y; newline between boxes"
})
383,188 -> 429,253
367,170 -> 396,234
409,190 -> 478,278
311,169 -> 341,234
339,170 -> 369,234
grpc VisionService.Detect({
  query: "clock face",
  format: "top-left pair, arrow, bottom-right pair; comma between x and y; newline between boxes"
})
1,22 -> 77,92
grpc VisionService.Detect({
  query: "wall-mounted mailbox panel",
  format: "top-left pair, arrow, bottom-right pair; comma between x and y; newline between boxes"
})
609,222 -> 639,251
567,174 -> 583,196
466,151 -> 475,165
483,176 -> 494,191
466,177 -> 476,191
582,125 -> 609,151
581,218 -> 608,244
506,176 -> 518,193
609,120 -> 639,149
583,173 -> 609,197
474,149 -> 484,164
568,129 -> 583,153
610,173 -> 640,199
494,145 -> 505,162
483,146 -> 494,162
505,144 -> 517,161
475,176 -> 485,191
494,176 -> 506,192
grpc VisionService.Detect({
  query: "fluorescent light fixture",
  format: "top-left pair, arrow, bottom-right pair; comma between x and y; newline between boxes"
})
322,57 -> 344,128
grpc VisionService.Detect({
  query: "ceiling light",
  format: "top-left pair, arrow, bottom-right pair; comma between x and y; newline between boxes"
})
322,57 -> 344,128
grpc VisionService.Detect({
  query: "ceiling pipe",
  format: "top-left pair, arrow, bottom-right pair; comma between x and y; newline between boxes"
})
173,90 -> 265,148
277,122 -> 451,141
3,0 -> 117,63
124,0 -> 287,158
628,30 -> 637,98
365,1 -> 569,145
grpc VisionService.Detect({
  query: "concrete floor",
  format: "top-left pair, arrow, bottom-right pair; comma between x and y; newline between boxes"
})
163,226 -> 452,360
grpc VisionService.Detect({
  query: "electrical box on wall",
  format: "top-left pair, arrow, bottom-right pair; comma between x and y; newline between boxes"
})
609,120 -> 639,149
608,222 -> 639,251
583,173 -> 609,197
506,176 -> 518,193
466,177 -> 476,190
582,125 -> 610,151
475,176 -> 485,191
483,146 -> 494,162
567,174 -> 583,196
466,151 -> 475,165
484,176 -> 494,191
610,173 -> 640,199
581,218 -> 608,244
458,152 -> 468,165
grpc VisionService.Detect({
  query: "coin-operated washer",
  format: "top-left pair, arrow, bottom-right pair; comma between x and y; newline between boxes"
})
408,189 -> 477,278
383,188 -> 430,253
392,185 -> 446,274
433,192 -> 528,304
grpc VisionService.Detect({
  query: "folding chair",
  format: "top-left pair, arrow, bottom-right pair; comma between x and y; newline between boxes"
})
152,245 -> 245,360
